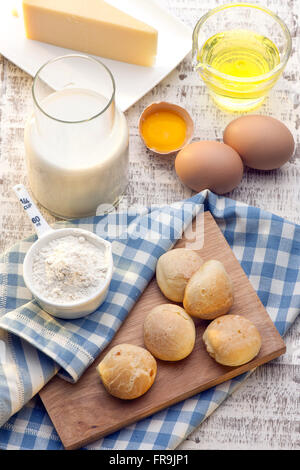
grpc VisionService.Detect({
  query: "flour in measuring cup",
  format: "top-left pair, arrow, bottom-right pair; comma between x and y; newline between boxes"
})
32,235 -> 108,304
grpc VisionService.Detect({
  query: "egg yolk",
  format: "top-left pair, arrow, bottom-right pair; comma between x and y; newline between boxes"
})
141,110 -> 187,153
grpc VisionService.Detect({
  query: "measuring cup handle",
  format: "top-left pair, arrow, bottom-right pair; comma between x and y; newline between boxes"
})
13,184 -> 54,238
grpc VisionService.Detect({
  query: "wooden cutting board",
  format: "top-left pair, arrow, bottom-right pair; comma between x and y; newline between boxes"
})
39,211 -> 286,450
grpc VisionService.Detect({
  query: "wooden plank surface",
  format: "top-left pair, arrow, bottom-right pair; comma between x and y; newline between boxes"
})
0,0 -> 299,451
39,212 -> 286,450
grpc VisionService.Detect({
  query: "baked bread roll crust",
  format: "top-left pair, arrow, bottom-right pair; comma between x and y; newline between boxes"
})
97,344 -> 157,400
156,248 -> 203,302
203,314 -> 262,366
144,304 -> 196,361
183,259 -> 234,319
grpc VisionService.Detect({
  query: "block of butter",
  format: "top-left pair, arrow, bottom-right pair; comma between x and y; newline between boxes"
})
22,0 -> 158,67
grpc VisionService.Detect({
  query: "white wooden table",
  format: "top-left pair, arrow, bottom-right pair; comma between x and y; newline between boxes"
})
0,0 -> 299,450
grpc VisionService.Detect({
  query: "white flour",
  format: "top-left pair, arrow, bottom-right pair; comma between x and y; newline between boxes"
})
32,235 -> 108,304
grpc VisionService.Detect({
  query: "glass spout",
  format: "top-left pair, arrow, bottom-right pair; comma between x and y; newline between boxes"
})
191,49 -> 199,71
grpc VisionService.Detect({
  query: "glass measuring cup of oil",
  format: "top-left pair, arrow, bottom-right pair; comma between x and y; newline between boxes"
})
192,3 -> 292,112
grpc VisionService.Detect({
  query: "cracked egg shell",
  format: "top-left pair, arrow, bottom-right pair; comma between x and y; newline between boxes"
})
139,102 -> 194,155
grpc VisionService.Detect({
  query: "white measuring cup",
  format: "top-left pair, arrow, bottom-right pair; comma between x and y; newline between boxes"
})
13,184 -> 113,320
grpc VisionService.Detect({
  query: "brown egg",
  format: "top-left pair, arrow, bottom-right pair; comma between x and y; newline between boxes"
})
223,115 -> 295,170
175,141 -> 244,194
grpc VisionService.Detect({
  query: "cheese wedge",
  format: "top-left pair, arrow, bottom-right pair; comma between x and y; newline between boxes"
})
22,0 -> 158,67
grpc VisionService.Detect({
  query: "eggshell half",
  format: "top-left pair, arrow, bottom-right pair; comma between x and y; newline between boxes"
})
223,115 -> 295,170
175,141 -> 244,194
139,102 -> 194,155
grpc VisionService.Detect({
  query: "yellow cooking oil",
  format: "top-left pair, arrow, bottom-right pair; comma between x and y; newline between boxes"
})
197,29 -> 281,110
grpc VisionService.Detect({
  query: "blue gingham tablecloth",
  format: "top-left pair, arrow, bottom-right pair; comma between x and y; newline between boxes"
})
0,190 -> 299,450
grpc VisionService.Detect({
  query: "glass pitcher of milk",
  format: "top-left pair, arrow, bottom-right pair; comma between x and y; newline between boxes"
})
24,54 -> 129,219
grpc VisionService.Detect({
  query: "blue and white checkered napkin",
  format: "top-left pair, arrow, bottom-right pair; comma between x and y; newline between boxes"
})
0,191 -> 299,450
